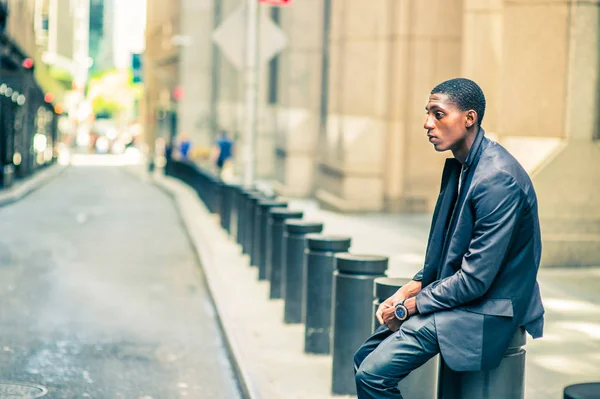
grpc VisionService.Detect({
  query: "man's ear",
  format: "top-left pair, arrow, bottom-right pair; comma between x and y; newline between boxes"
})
466,110 -> 477,128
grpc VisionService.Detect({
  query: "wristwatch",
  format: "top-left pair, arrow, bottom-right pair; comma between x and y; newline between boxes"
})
394,299 -> 409,321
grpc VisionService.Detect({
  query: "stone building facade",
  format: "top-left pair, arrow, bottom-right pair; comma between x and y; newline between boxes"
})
145,0 -> 600,267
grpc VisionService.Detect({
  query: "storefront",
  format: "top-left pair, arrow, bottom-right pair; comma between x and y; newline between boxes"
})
0,31 -> 57,188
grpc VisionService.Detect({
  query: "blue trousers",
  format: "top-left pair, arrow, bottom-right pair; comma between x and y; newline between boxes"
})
354,314 -> 440,399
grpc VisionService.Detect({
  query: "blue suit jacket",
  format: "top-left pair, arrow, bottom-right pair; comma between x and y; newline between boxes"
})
413,128 -> 545,372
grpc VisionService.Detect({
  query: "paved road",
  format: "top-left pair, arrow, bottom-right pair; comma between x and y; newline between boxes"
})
0,164 -> 242,399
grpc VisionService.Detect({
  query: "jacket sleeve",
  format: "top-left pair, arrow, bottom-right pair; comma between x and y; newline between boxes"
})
412,269 -> 424,281
416,172 -> 523,315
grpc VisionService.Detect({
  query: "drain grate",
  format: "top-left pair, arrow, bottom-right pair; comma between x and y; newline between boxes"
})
0,383 -> 47,399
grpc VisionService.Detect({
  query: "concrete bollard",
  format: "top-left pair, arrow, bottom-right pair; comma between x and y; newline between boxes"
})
283,220 -> 324,324
332,254 -> 388,395
267,209 -> 303,299
373,277 -> 438,399
438,328 -> 527,399
304,235 -> 352,355
563,383 -> 600,399
257,200 -> 288,280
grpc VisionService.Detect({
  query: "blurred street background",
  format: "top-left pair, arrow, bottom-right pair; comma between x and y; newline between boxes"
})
0,0 -> 599,398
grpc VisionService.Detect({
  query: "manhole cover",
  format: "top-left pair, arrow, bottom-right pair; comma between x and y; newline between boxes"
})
0,383 -> 47,399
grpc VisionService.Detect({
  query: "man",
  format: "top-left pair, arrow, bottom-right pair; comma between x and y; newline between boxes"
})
354,78 -> 545,398
177,131 -> 192,160
212,130 -> 233,176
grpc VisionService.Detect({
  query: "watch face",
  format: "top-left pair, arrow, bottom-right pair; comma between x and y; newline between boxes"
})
395,305 -> 407,321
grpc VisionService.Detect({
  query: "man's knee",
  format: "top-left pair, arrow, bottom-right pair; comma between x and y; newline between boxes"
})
355,365 -> 399,396
354,345 -> 374,372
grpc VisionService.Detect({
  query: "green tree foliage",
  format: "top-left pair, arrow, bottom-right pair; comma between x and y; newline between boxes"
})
86,68 -> 143,118
91,95 -> 125,118
48,66 -> 73,91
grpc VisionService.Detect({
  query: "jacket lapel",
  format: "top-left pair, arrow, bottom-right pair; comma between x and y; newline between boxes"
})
422,128 -> 488,286
422,158 -> 461,287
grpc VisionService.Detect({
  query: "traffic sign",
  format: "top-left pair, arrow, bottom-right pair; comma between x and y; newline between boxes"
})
212,3 -> 288,70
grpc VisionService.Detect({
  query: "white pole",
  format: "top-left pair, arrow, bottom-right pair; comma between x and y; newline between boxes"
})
243,0 -> 260,187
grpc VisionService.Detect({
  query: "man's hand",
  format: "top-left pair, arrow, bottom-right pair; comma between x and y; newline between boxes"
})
375,281 -> 423,332
381,305 -> 402,332
376,298 -> 403,332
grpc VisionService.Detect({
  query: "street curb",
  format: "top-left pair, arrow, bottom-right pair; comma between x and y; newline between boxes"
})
0,164 -> 68,207
126,166 -> 263,399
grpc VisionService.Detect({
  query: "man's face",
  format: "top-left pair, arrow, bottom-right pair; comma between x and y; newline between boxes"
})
424,93 -> 469,152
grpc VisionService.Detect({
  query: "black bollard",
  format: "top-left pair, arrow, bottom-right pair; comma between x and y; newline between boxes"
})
373,277 -> 438,399
251,195 -> 278,267
242,192 -> 255,255
304,235 -> 351,355
564,383 -> 600,399
235,189 -> 250,246
267,209 -> 303,299
331,254 -> 388,395
220,183 -> 237,233
247,193 -> 266,266
213,178 -> 224,219
283,220 -> 324,324
438,328 -> 527,399
232,185 -> 245,243
257,200 -> 288,280
239,189 -> 259,253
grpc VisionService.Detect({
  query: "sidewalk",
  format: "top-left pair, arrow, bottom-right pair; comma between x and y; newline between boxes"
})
0,164 -> 67,207
148,169 -> 600,399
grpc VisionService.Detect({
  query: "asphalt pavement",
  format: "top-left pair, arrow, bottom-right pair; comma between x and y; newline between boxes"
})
0,163 -> 243,399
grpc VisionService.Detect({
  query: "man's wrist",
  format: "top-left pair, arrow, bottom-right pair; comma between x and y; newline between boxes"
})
405,297 -> 419,316
392,290 -> 407,306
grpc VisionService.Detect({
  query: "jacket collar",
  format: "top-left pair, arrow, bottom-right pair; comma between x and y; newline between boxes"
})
463,127 -> 486,169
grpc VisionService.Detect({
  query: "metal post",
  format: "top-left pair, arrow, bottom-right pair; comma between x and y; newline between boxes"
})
267,209 -> 303,299
438,328 -> 526,399
258,200 -> 288,280
373,277 -> 438,399
331,254 -> 388,395
283,220 -> 324,324
243,0 -> 259,186
304,234 -> 352,355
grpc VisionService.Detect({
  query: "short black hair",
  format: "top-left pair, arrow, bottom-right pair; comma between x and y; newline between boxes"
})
431,78 -> 486,126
